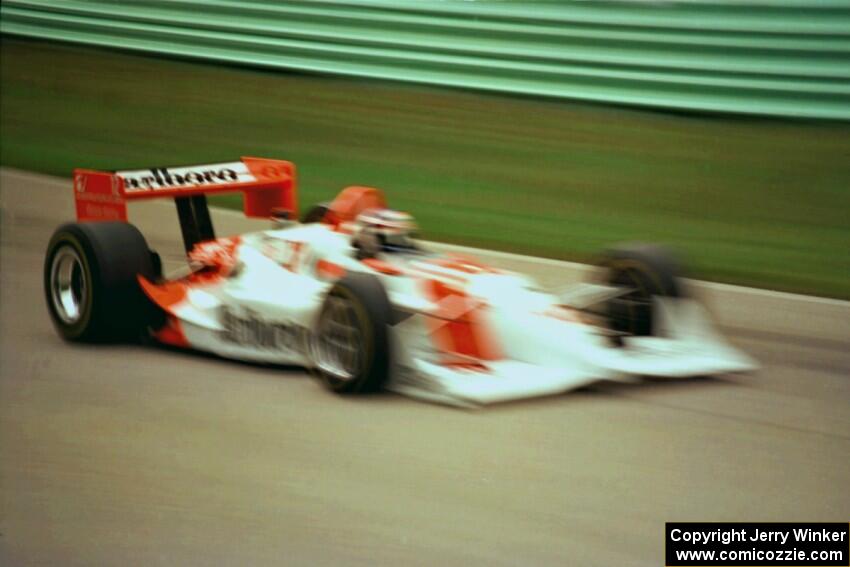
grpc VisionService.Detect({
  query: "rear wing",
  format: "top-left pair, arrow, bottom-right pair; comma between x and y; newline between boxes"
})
73,157 -> 296,251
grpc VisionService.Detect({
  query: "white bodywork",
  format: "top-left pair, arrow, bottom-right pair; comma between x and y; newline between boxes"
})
159,223 -> 757,407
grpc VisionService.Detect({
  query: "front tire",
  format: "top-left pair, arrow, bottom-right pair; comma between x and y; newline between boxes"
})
44,222 -> 159,342
600,243 -> 684,337
312,272 -> 392,394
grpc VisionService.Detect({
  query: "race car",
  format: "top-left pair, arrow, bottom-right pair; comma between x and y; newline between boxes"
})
44,157 -> 756,406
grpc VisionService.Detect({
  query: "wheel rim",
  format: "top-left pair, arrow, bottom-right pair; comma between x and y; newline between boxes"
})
50,245 -> 87,324
314,295 -> 362,381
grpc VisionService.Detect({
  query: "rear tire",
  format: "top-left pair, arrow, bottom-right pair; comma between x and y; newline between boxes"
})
312,272 -> 392,394
599,243 -> 683,337
44,222 -> 160,342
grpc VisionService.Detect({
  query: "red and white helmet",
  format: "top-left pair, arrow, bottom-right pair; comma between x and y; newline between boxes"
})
353,208 -> 418,254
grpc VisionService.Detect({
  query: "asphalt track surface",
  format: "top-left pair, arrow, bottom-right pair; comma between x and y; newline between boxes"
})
1,169 -> 848,566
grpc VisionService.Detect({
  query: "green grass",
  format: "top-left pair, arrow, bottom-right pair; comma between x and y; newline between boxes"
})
2,38 -> 849,298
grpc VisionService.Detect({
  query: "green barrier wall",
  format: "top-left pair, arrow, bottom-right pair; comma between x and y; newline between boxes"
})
2,0 -> 849,119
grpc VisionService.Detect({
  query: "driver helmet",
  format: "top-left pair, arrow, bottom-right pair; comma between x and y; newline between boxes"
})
353,208 -> 418,256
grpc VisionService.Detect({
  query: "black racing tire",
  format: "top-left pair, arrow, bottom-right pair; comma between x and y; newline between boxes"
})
312,272 -> 392,394
44,222 -> 160,342
599,243 -> 684,337
301,202 -> 331,224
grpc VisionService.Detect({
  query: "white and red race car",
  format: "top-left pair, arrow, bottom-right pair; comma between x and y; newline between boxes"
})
44,157 -> 756,406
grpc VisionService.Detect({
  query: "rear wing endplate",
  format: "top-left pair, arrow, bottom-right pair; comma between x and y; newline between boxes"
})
73,157 -> 297,251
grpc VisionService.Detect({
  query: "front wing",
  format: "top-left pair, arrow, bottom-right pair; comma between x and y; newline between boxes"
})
386,298 -> 757,407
